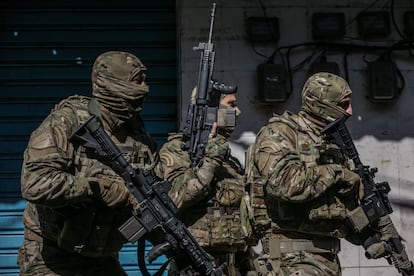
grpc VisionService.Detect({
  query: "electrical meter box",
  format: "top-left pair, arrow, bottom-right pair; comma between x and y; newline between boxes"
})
246,17 -> 279,42
312,12 -> 346,39
257,63 -> 288,103
357,11 -> 390,37
368,59 -> 398,102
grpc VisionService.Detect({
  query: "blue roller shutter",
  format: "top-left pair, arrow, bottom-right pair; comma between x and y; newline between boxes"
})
0,1 -> 176,275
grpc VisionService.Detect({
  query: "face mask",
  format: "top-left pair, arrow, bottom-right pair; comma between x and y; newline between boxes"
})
92,52 -> 149,122
301,72 -> 352,125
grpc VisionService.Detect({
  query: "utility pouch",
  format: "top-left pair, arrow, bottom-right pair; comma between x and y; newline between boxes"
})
309,197 -> 347,221
190,207 -> 246,251
241,144 -> 271,243
253,235 -> 281,276
346,206 -> 370,233
215,177 -> 245,206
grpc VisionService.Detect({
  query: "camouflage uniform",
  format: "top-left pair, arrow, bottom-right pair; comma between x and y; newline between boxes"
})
243,73 -> 362,276
157,103 -> 248,275
18,51 -> 157,275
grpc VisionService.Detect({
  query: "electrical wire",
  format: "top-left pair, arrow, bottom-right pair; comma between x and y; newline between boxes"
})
390,0 -> 408,40
343,51 -> 350,82
249,0 -> 412,100
257,0 -> 267,18
250,41 -> 270,59
267,40 -> 411,97
343,0 -> 384,30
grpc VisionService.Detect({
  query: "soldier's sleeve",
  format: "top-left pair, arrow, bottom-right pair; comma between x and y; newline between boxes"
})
158,137 -> 217,209
214,157 -> 245,206
21,107 -> 93,207
255,124 -> 344,203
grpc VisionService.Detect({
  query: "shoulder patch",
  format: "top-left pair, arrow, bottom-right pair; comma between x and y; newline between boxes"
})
160,152 -> 176,167
76,109 -> 91,124
29,127 -> 56,150
259,140 -> 282,153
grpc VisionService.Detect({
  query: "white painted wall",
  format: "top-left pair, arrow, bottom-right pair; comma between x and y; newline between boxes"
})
178,1 -> 414,275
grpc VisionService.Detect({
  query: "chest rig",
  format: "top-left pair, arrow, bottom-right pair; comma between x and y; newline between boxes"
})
188,158 -> 246,252
58,96 -> 157,177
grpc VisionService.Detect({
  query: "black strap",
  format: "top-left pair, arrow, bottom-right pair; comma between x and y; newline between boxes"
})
137,238 -> 172,276
138,239 -> 151,276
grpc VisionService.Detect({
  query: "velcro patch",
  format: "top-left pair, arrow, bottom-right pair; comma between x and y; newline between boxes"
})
29,127 -> 56,150
160,152 -> 175,167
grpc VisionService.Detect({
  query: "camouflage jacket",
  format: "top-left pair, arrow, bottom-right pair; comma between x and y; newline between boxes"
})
21,95 -> 158,257
252,111 -> 359,238
157,132 -> 246,251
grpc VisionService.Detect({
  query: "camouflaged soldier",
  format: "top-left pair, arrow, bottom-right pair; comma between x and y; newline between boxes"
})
158,92 -> 250,275
242,72 -> 364,276
18,51 -> 158,275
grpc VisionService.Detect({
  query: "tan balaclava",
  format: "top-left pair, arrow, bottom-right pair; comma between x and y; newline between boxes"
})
91,51 -> 148,131
300,72 -> 352,127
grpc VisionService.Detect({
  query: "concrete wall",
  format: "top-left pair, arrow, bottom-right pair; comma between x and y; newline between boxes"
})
178,1 -> 414,275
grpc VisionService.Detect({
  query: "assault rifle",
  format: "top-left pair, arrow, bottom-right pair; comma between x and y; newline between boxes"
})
322,117 -> 414,276
180,2 -> 237,166
69,115 -> 225,276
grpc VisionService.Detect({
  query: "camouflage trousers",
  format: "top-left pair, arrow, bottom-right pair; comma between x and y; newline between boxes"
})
251,250 -> 341,276
17,239 -> 127,276
279,251 -> 341,276
168,250 -> 252,276
248,232 -> 343,276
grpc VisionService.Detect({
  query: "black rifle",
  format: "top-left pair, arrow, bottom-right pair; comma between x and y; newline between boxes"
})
322,117 -> 414,276
69,115 -> 224,276
180,2 -> 237,166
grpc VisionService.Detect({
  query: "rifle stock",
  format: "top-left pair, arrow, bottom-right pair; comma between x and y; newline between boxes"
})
322,118 -> 414,275
69,115 -> 225,276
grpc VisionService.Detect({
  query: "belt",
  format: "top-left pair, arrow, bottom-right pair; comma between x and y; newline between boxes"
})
279,238 -> 340,254
263,234 -> 341,254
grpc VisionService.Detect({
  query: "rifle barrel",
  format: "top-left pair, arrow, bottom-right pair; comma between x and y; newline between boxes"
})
208,3 -> 216,44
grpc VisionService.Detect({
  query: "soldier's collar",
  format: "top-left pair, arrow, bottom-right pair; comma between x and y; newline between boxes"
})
297,112 -> 323,143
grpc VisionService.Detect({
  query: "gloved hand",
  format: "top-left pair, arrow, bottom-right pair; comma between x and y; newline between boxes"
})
363,234 -> 390,259
336,168 -> 361,195
318,142 -> 345,165
89,176 -> 140,212
204,122 -> 229,162
204,134 -> 229,161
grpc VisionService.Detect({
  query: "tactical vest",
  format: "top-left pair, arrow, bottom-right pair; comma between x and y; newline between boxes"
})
240,143 -> 272,244
188,157 -> 247,252
27,95 -> 158,257
241,113 -> 354,241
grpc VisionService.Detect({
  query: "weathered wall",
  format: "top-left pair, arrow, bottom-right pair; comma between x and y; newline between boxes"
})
178,1 -> 414,275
